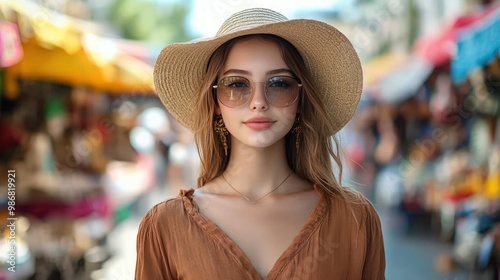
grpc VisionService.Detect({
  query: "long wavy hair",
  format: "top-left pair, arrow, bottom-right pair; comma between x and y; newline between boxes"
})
193,34 -> 358,200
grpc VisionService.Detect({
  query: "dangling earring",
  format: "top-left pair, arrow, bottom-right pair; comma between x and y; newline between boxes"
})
291,114 -> 302,154
214,115 -> 229,156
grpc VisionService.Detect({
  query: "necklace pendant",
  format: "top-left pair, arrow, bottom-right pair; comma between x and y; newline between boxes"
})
221,170 -> 293,206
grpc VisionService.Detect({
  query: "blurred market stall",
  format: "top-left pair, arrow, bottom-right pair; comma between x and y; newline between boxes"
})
0,1 -> 165,279
353,1 -> 500,277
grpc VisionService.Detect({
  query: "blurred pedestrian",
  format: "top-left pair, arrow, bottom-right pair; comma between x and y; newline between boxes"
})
136,8 -> 385,279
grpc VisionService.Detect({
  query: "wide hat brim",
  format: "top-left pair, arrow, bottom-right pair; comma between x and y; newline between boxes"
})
154,8 -> 362,136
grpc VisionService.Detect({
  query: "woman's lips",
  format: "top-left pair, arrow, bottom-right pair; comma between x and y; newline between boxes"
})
243,117 -> 275,130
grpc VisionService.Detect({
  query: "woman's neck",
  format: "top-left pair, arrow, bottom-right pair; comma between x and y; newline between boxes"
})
223,142 -> 292,197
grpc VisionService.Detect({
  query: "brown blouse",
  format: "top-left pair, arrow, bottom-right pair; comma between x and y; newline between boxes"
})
135,187 -> 386,279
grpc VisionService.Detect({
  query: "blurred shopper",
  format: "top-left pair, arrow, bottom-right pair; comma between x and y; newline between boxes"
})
136,8 -> 385,279
0,97 -> 27,164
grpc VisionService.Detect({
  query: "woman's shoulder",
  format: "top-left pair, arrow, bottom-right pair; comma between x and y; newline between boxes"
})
326,187 -> 381,225
138,189 -> 195,232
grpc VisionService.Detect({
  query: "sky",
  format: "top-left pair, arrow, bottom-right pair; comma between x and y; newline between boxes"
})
188,0 -> 347,37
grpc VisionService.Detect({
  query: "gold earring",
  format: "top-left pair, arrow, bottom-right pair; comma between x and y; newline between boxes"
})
291,114 -> 302,154
214,115 -> 229,156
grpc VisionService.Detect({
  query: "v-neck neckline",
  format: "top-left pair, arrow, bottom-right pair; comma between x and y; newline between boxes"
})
179,185 -> 329,280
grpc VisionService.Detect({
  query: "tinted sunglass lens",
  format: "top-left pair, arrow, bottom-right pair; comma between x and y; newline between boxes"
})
266,77 -> 300,107
218,77 -> 251,107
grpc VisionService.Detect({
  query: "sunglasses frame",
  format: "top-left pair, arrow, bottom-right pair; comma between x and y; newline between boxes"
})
213,76 -> 302,108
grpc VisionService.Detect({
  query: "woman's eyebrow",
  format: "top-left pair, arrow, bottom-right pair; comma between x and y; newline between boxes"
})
222,69 -> 250,76
266,68 -> 293,76
221,68 -> 293,76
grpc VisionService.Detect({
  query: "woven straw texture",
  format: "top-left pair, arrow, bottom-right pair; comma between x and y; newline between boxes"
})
153,8 -> 362,135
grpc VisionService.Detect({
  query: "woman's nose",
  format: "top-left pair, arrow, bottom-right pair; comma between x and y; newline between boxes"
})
249,83 -> 268,110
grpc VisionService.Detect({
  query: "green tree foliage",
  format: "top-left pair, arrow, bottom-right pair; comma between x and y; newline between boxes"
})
108,0 -> 193,45
408,0 -> 420,49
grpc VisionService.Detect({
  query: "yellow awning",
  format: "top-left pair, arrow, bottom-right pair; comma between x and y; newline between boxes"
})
5,37 -> 155,98
2,0 -> 155,98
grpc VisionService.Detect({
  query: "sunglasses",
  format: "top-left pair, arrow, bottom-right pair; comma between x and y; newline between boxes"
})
213,76 -> 302,108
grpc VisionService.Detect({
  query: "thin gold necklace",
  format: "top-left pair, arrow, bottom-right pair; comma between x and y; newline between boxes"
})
221,171 -> 293,204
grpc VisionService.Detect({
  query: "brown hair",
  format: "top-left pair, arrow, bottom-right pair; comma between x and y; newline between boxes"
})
193,34 -> 359,201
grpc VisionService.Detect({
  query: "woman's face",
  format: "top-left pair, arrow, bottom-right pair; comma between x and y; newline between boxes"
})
216,37 -> 299,150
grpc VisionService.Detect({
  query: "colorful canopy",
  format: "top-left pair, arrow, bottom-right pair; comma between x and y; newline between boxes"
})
1,0 -> 155,98
414,2 -> 500,70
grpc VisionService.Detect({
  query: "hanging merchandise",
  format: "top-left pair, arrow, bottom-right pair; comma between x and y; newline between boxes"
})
430,73 -> 454,125
469,117 -> 493,166
0,22 -> 23,68
483,146 -> 500,199
460,69 -> 500,118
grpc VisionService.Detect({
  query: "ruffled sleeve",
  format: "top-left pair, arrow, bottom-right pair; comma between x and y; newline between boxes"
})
362,202 -> 386,280
135,204 -> 175,279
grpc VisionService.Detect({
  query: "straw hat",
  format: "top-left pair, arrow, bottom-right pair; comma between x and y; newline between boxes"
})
154,8 -> 362,135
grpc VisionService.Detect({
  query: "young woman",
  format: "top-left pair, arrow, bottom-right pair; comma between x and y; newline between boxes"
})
136,8 -> 385,279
